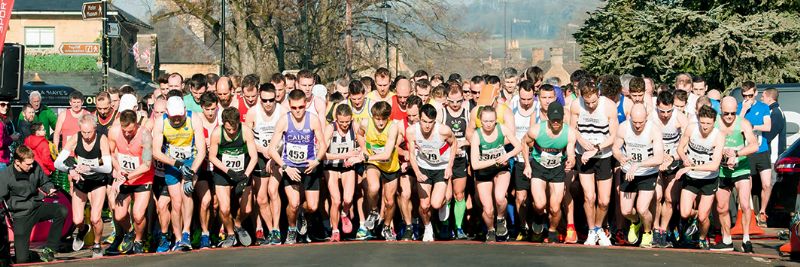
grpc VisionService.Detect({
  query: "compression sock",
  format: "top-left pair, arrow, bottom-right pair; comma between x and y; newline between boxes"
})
454,199 -> 466,229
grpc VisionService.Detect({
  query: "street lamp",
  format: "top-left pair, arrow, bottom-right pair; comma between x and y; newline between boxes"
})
379,1 -> 391,70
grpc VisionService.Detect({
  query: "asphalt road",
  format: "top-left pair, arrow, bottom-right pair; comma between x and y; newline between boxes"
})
42,242 -> 789,267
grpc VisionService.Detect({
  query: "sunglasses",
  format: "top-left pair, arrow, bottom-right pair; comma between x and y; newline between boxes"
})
471,90 -> 481,95
0,103 -> 7,107
657,108 -> 673,114
462,90 -> 472,94
722,111 -> 737,116
742,93 -> 755,98
290,105 -> 306,111
447,99 -> 463,104
261,97 -> 276,103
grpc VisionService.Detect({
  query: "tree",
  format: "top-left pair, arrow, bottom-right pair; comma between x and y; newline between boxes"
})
156,0 -> 468,81
574,0 -> 800,90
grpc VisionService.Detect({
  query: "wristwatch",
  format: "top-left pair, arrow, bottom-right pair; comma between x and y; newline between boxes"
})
281,164 -> 288,171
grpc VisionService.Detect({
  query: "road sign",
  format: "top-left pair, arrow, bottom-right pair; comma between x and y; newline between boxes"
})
108,23 -> 119,38
82,1 -> 103,20
59,42 -> 100,55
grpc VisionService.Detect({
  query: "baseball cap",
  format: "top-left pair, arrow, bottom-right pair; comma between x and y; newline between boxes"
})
166,96 -> 186,116
547,101 -> 564,121
118,94 -> 138,112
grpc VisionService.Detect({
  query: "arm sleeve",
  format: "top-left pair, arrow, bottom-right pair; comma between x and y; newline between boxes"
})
54,149 -> 73,172
90,155 -> 112,174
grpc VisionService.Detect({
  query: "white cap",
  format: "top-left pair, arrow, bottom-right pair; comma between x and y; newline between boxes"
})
118,94 -> 138,112
312,84 -> 327,99
166,96 -> 186,116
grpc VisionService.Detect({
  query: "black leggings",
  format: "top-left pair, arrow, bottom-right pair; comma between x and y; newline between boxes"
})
12,203 -> 67,263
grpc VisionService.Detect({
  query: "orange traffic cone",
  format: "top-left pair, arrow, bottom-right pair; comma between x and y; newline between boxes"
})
731,209 -> 765,236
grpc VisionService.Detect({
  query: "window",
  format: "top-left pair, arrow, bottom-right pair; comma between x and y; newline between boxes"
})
24,27 -> 55,48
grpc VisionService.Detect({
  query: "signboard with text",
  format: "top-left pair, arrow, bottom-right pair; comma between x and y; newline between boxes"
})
59,42 -> 100,55
82,1 -> 103,20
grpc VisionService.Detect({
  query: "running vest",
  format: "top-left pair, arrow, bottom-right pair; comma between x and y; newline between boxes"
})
325,122 -> 356,168
282,113 -> 316,168
162,111 -> 196,161
715,117 -> 750,177
115,128 -> 154,185
531,121 -> 569,169
202,115 -> 219,171
254,105 -> 285,149
444,106 -> 469,158
306,98 -> 319,117
414,123 -> 450,170
686,126 -> 720,179
617,94 -> 626,123
73,132 -> 103,181
653,111 -> 681,157
389,95 -> 407,121
366,119 -> 400,172
61,109 -> 89,145
513,105 -> 534,161
478,125 -> 506,164
349,99 -> 372,122
218,126 -> 248,173
620,121 -> 657,176
576,97 -> 611,158
96,111 -> 117,137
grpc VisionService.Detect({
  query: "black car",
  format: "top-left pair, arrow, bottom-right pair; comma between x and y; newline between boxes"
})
772,138 -> 800,227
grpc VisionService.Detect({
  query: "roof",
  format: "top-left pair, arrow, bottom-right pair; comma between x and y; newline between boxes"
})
152,16 -> 219,64
13,0 -> 152,30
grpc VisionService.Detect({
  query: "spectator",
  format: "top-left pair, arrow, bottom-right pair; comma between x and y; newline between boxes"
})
762,88 -> 786,155
0,100 -> 18,170
0,146 -> 66,263
23,123 -> 55,176
17,105 -> 35,142
18,91 -> 56,139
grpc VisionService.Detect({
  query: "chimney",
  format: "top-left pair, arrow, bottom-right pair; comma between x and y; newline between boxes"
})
531,48 -> 544,66
544,47 -> 570,85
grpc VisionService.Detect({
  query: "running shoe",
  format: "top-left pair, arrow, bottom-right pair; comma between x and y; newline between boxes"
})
640,232 -> 653,248
39,247 -> 55,262
401,225 -> 414,241
105,235 -> 123,256
628,220 -> 642,244
423,224 -> 434,242
131,241 -> 144,254
652,231 -> 663,248
516,227 -> 530,241
156,234 -> 172,253
297,211 -> 308,235
285,229 -> 298,245
496,218 -> 508,237
235,227 -> 252,247
614,230 -> 628,246
742,241 -> 754,253
255,230 -> 267,246
72,224 -> 91,251
365,211 -> 379,230
219,234 -> 237,248
200,234 -> 211,249
383,226 -> 396,241
584,229 -> 598,246
119,231 -> 135,254
757,212 -> 768,228
698,239 -> 709,250
341,211 -> 353,234
565,226 -> 578,244
598,228 -> 612,246
356,227 -> 370,241
270,230 -> 282,245
531,215 -> 546,235
456,228 -> 468,240
91,243 -> 103,258
439,202 -> 450,221
710,242 -> 734,251
664,231 -> 675,248
684,218 -> 698,239
172,232 -> 192,251
331,230 -> 341,242
486,230 -> 497,243
104,226 -> 116,244
546,231 -> 559,243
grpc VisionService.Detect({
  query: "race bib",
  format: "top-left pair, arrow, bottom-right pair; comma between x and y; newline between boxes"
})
480,147 -> 504,161
76,156 -> 100,168
117,154 -> 139,172
169,146 -> 193,160
418,146 -> 441,165
222,153 -> 245,172
286,143 -> 309,163
540,151 -> 563,168
331,142 -> 353,155
627,146 -> 647,163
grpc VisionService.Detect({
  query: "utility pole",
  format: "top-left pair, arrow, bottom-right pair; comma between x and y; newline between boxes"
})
102,0 -> 109,91
503,0 -> 507,68
220,0 -> 225,75
381,0 -> 391,70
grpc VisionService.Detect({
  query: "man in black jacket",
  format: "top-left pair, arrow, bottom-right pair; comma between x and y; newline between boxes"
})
0,145 -> 66,263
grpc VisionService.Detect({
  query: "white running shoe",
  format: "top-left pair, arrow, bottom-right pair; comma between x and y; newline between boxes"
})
598,229 -> 612,246
423,224 -> 434,242
584,229 -> 598,246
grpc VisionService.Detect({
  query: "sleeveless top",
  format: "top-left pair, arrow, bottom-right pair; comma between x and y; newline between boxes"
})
349,99 -> 372,123
96,111 -> 117,137
653,111 -> 681,157
686,127 -> 720,179
202,115 -> 219,171
74,132 -> 103,181
366,119 -> 400,172
390,95 -> 407,121
513,105 -> 533,161
282,112 -> 316,168
254,104 -> 286,149
444,106 -> 469,158
620,121 -> 657,176
715,117 -> 750,177
162,111 -> 196,161
477,125 -> 506,172
576,98 -> 611,158
115,128 -> 154,185
218,126 -> 249,173
617,94 -> 626,123
61,109 -> 89,145
531,121 -> 569,169
414,123 -> 450,170
325,122 -> 356,168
